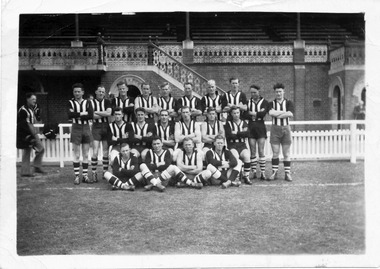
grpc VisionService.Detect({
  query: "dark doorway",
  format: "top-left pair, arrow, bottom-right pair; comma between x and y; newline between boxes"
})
128,85 -> 141,98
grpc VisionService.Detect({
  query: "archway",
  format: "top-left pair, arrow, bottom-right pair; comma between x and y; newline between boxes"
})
332,86 -> 342,121
109,74 -> 144,97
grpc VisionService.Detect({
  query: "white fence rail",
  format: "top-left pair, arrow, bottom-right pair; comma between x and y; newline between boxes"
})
17,121 -> 365,167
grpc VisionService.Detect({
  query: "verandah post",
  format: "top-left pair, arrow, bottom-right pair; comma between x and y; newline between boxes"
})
350,121 -> 357,163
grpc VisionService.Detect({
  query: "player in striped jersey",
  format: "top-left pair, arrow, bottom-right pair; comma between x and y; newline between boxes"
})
268,83 -> 294,182
201,80 -> 223,121
17,93 -> 45,176
157,82 -> 178,121
134,83 -> 159,123
221,77 -> 248,119
224,107 -> 252,185
174,106 -> 202,160
107,107 -> 133,166
129,107 -> 156,161
112,80 -> 135,123
205,135 -> 241,188
140,136 -> 196,191
104,143 -> 145,191
176,82 -> 202,120
176,137 -> 212,189
155,109 -> 176,154
90,85 -> 112,182
201,107 -> 225,156
68,83 -> 94,185
247,85 -> 269,181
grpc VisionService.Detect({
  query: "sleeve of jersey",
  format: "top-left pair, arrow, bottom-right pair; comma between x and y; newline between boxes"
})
286,100 -> 295,113
17,110 -> 33,135
256,99 -> 269,118
80,101 -> 94,120
141,124 -> 156,143
126,124 -> 139,144
200,97 -> 206,113
67,102 -> 80,119
226,150 -> 238,168
175,98 -> 182,112
267,101 -> 274,111
221,94 -> 228,108
241,92 -> 248,104
205,150 -> 222,167
111,156 -> 121,174
195,97 -> 202,110
104,99 -> 112,109
124,98 -> 135,114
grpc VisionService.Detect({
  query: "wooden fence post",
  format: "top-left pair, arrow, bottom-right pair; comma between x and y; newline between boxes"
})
350,122 -> 357,163
59,124 -> 64,168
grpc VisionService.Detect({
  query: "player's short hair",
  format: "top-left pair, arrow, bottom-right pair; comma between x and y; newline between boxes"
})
141,82 -> 150,88
160,82 -> 170,89
135,107 -> 146,114
25,92 -> 36,99
151,136 -> 162,143
181,105 -> 190,112
120,142 -> 130,149
207,107 -> 216,113
230,106 -> 240,114
207,79 -> 216,85
72,83 -> 84,90
160,109 -> 169,115
184,82 -> 193,88
214,134 -> 225,141
183,137 -> 194,144
250,84 -> 260,90
273,83 -> 285,90
97,84 -> 105,89
116,80 -> 127,87
229,77 -> 239,83
113,107 -> 123,114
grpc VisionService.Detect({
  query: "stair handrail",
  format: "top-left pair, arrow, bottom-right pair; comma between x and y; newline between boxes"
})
148,41 -> 226,95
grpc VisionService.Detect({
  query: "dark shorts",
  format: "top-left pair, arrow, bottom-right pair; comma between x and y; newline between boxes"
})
270,125 -> 292,145
70,123 -> 93,145
227,142 -> 247,155
92,122 -> 109,141
248,121 -> 267,139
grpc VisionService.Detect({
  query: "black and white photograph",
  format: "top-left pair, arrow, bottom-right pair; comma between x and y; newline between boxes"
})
1,0 -> 380,268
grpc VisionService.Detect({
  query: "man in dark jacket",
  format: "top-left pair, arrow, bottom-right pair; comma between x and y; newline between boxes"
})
17,93 -> 45,177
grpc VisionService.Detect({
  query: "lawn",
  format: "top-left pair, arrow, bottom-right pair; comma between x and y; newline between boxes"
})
16,161 -> 365,255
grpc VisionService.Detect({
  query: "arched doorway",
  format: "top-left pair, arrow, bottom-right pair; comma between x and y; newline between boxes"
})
127,85 -> 141,99
109,74 -> 144,97
332,86 -> 342,121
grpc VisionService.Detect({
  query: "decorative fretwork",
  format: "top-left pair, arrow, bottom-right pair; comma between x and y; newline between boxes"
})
193,44 -> 294,63
152,43 -> 220,96
106,45 -> 148,66
19,47 -> 99,66
304,45 -> 328,62
157,45 -> 183,62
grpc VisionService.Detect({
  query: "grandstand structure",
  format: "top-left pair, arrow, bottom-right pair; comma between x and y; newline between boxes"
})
18,12 -> 365,126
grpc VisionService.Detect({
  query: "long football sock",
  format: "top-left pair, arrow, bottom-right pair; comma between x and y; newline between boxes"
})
73,162 -> 80,176
250,156 -> 257,173
271,158 -> 279,173
91,157 -> 97,173
82,162 -> 89,176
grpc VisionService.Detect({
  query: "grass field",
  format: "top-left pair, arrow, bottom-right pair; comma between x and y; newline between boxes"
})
16,161 -> 365,256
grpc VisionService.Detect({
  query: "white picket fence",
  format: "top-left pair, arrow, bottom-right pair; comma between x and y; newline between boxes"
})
17,120 -> 365,167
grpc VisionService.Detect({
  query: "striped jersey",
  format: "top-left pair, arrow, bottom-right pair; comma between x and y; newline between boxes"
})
130,122 -> 151,146
113,96 -> 134,122
114,154 -> 135,170
268,99 -> 294,126
91,98 -> 111,123
135,95 -> 157,118
201,93 -> 222,112
182,149 -> 198,166
155,121 -> 175,141
147,149 -> 169,170
108,121 -> 129,139
247,97 -> 268,122
226,120 -> 248,143
18,105 -> 36,124
178,120 -> 196,136
68,99 -> 92,124
157,96 -> 176,111
223,90 -> 247,107
178,96 -> 200,111
204,120 -> 222,136
208,148 -> 228,171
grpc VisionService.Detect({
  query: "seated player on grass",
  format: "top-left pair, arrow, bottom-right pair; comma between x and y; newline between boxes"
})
176,137 -> 212,189
205,135 -> 242,188
103,142 -> 145,191
140,136 -> 198,192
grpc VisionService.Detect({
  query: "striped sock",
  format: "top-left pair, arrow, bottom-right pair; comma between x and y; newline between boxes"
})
243,162 -> 250,177
284,161 -> 291,174
102,157 -> 109,171
272,158 -> 279,172
73,162 -> 80,176
250,156 -> 257,173
108,175 -> 123,188
91,157 -> 97,173
82,162 -> 89,176
194,174 -> 204,184
259,157 -> 266,173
